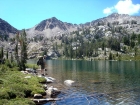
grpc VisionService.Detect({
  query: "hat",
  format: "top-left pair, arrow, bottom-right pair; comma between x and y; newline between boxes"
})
37,56 -> 43,58
44,55 -> 47,57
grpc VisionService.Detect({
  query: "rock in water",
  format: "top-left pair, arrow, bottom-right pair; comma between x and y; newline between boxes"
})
46,86 -> 60,98
45,77 -> 54,83
64,80 -> 75,86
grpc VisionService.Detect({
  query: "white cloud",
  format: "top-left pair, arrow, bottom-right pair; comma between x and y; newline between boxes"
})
103,7 -> 114,15
115,0 -> 140,14
103,0 -> 140,15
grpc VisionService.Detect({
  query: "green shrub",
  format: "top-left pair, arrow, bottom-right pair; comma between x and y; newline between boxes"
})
0,89 -> 10,99
0,99 -> 8,105
7,90 -> 16,99
31,88 -> 46,96
0,65 -> 9,74
0,79 -> 4,84
5,59 -> 13,68
37,77 -> 46,83
0,64 -> 45,104
5,98 -> 35,105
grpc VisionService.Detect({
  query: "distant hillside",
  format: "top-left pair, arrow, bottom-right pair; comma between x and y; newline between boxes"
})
0,18 -> 18,36
26,13 -> 140,38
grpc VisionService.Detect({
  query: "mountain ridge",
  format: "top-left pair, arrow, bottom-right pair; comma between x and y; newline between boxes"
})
26,13 -> 140,38
0,13 -> 140,37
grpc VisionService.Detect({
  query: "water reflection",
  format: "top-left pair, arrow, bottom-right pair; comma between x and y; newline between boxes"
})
44,60 -> 140,105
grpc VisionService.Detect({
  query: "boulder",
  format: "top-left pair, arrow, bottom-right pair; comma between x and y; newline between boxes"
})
38,75 -> 43,77
34,94 -> 43,99
24,76 -> 31,78
47,77 -> 56,81
46,86 -> 60,98
64,80 -> 75,86
45,77 -> 54,83
21,71 -> 28,74
43,84 -> 48,90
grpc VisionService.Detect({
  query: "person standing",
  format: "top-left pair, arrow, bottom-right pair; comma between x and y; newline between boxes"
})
37,55 -> 46,76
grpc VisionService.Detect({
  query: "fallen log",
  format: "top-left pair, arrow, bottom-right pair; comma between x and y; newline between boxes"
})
32,98 -> 62,103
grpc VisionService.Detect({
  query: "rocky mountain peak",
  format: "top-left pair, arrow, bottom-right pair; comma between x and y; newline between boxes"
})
50,17 -> 57,21
46,17 -> 59,23
35,17 -> 68,31
108,13 -> 129,18
108,13 -> 119,17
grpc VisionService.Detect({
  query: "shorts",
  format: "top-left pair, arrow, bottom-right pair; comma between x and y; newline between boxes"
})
41,65 -> 45,69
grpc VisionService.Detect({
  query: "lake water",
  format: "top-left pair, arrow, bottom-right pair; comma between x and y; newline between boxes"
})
31,60 -> 140,105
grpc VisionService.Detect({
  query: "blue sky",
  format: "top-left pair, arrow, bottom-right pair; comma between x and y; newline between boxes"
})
0,0 -> 140,30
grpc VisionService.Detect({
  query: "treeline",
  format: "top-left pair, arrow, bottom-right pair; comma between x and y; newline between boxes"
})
58,30 -> 140,59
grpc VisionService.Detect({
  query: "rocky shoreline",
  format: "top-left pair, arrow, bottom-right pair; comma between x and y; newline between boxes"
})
23,68 -> 73,105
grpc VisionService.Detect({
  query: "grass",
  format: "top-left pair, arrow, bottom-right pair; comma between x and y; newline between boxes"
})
0,98 -> 35,105
26,63 -> 39,70
0,64 -> 46,105
115,54 -> 140,61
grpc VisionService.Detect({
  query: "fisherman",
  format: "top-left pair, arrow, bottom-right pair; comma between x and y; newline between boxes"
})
37,55 -> 46,76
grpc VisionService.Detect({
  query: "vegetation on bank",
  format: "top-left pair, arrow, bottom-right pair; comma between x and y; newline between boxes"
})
0,61 -> 46,105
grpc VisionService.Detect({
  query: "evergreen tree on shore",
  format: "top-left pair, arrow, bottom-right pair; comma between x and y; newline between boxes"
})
6,50 -> 8,59
109,52 -> 113,60
20,29 -> 28,70
0,47 -> 4,59
14,30 -> 28,70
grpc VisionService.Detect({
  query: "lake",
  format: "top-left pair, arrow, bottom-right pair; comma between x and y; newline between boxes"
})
30,60 -> 140,105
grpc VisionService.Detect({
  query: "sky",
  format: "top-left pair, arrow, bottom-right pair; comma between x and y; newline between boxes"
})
0,0 -> 140,30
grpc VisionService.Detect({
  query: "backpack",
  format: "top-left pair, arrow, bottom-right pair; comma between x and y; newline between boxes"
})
37,60 -> 40,65
37,57 -> 43,65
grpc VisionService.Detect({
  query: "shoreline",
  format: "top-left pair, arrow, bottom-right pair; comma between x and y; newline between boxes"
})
30,69 -> 66,105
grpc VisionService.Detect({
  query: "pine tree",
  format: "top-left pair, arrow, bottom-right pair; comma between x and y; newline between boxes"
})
14,30 -> 28,70
55,42 -> 58,51
118,54 -> 121,61
1,47 -> 4,59
104,49 -> 106,56
43,49 -> 47,56
6,50 -> 8,59
20,29 -> 28,70
11,52 -> 14,63
134,46 -> 138,56
102,42 -> 105,50
109,52 -> 113,60
15,33 -> 20,69
138,34 -> 140,44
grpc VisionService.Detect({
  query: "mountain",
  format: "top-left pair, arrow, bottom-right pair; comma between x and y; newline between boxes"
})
26,13 -> 140,38
0,18 -> 18,36
0,13 -> 140,38
26,17 -> 79,38
89,13 -> 140,26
